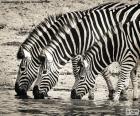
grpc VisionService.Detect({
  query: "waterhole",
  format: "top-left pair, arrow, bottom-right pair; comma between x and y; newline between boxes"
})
0,89 -> 139,115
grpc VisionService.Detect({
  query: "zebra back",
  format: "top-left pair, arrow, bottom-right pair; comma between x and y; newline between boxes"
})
17,2 -> 129,60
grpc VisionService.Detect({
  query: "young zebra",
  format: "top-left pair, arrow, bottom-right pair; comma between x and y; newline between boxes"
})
15,2 -> 128,98
71,20 -> 140,102
34,4 -> 140,101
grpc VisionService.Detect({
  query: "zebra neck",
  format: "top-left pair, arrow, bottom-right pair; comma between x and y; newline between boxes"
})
45,46 -> 72,68
22,38 -> 42,60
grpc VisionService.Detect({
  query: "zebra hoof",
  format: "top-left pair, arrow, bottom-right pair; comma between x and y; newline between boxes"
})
119,96 -> 128,101
88,95 -> 94,100
119,91 -> 128,101
15,83 -> 27,97
133,98 -> 138,101
33,85 -> 45,99
108,93 -> 113,100
108,90 -> 115,100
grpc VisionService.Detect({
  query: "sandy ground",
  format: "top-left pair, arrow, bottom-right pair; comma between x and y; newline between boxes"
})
0,0 -> 140,99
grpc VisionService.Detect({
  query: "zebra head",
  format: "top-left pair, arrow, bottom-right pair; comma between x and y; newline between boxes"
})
15,46 -> 39,96
33,49 -> 59,99
71,58 -> 95,99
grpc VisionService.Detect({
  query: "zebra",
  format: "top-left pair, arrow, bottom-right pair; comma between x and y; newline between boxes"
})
72,55 -> 116,99
71,20 -> 140,102
34,4 -> 140,101
15,2 -> 128,98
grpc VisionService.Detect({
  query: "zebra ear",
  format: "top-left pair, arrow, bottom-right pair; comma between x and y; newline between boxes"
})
17,47 -> 24,59
83,60 -> 89,68
45,51 -> 53,62
77,57 -> 84,67
77,58 -> 89,68
39,50 -> 53,64
23,49 -> 31,59
17,47 -> 31,60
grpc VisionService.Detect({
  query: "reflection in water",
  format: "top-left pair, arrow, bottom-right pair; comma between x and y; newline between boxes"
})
0,90 -> 139,115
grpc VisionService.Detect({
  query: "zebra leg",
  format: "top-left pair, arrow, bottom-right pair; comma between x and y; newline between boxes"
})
102,67 -> 115,100
119,88 -> 129,101
113,74 -> 130,102
130,64 -> 139,101
119,65 -> 139,101
102,65 -> 128,100
113,54 -> 137,102
88,89 -> 94,100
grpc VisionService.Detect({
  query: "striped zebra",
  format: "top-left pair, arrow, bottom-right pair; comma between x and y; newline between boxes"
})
15,2 -> 128,97
71,20 -> 140,102
34,4 -> 140,101
72,55 -> 115,99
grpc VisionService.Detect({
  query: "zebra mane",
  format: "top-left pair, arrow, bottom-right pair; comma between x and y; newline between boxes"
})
44,13 -> 63,26
20,13 -> 63,50
54,16 -> 80,41
17,12 -> 78,59
60,19 -> 77,34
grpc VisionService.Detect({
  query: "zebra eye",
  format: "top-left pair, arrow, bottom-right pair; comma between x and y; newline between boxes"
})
43,70 -> 47,74
80,76 -> 84,80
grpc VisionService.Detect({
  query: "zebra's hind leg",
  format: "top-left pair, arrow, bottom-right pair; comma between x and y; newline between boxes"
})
113,54 -> 137,102
131,64 -> 139,101
113,69 -> 132,102
102,66 -> 129,101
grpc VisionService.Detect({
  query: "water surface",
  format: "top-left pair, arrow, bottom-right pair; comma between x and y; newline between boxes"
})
0,89 -> 139,116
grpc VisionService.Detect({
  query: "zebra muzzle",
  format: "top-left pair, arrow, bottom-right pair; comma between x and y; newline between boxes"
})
33,85 -> 46,99
15,82 -> 27,97
71,89 -> 81,99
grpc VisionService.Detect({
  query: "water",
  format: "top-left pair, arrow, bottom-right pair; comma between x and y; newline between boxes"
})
0,89 -> 140,116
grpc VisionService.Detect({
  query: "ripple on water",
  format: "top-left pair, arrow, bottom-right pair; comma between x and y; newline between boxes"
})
0,90 -> 139,115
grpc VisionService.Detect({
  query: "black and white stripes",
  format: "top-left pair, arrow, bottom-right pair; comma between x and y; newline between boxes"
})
35,4 -> 140,101
71,21 -> 140,101
15,2 -> 128,97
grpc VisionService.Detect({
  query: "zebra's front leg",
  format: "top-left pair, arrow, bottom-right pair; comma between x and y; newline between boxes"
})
88,89 -> 94,100
102,68 -> 115,100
